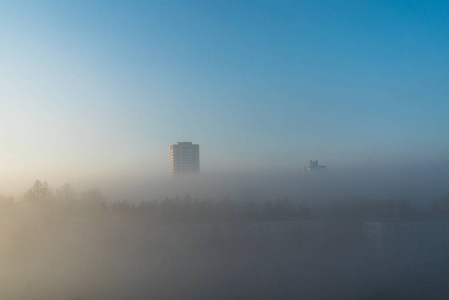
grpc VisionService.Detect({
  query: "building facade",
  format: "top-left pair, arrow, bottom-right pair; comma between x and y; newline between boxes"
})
169,142 -> 200,175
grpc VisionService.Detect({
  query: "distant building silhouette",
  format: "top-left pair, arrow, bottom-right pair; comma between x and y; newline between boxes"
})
169,142 -> 200,175
304,160 -> 327,172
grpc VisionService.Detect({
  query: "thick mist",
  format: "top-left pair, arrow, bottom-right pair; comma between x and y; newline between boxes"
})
79,163 -> 449,207
0,164 -> 449,299
2,161 -> 448,206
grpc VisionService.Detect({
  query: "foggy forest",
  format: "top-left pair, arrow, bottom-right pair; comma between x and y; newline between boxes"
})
1,176 -> 449,300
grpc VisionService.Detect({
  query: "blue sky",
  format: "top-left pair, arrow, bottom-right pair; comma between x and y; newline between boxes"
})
0,0 -> 448,187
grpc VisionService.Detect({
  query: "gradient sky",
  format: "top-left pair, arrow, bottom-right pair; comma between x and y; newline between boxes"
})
1,0 -> 448,190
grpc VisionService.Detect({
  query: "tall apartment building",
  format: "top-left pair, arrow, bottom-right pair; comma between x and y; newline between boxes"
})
169,142 -> 200,175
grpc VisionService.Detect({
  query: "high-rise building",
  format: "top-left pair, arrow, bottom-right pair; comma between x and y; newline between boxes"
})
169,142 -> 200,175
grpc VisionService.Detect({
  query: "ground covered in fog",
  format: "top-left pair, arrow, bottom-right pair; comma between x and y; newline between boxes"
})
1,181 -> 449,299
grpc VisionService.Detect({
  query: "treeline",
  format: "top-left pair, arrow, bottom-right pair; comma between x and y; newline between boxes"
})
110,196 -> 312,224
2,180 -> 449,224
328,195 -> 449,221
327,198 -> 416,220
3,180 -> 311,224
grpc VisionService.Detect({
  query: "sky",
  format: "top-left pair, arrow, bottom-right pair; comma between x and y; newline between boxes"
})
0,0 -> 448,194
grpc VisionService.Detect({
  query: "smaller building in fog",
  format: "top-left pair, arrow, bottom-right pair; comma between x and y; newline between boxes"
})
304,160 -> 327,172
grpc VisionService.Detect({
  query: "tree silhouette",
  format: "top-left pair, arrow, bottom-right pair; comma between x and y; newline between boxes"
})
431,194 -> 449,217
297,202 -> 311,219
243,200 -> 258,222
217,197 -> 234,222
24,180 -> 53,203
56,183 -> 77,201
